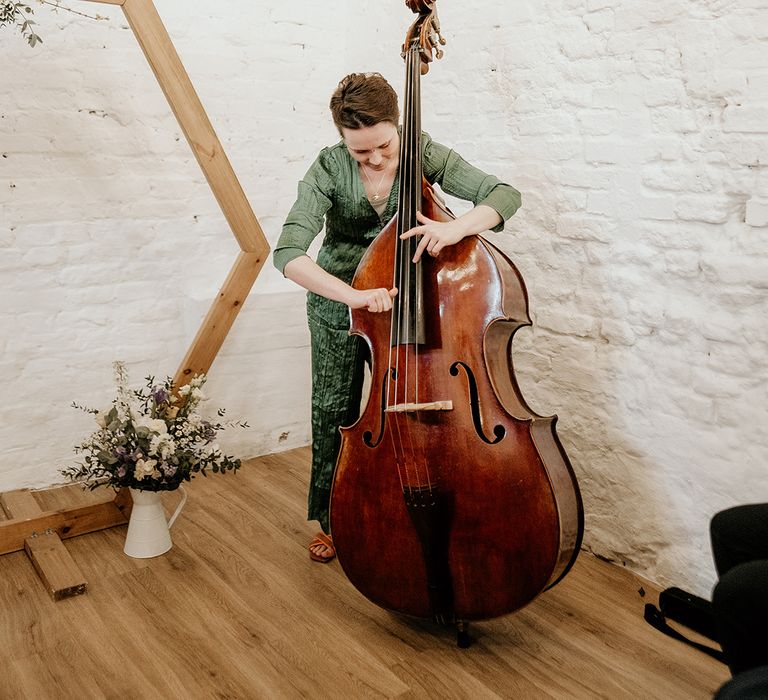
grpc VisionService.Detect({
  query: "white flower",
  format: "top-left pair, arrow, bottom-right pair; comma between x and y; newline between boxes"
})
184,412 -> 202,429
134,416 -> 168,435
149,433 -> 176,460
134,458 -> 159,481
191,387 -> 206,401
94,406 -> 113,429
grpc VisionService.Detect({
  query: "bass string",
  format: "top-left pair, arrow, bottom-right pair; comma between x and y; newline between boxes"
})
387,44 -> 412,493
410,45 -> 433,495
385,44 -> 433,496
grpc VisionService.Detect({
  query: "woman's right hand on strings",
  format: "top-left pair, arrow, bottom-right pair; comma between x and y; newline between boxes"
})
348,287 -> 398,313
283,256 -> 397,313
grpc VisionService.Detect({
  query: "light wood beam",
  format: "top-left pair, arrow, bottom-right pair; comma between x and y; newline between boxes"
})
174,251 -> 265,383
121,0 -> 268,257
114,0 -> 270,384
25,533 -> 88,600
0,495 -> 131,556
1,489 -> 91,600
80,0 -> 271,386
0,490 -> 41,520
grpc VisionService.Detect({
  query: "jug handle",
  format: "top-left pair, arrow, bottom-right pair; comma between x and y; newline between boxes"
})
168,485 -> 188,529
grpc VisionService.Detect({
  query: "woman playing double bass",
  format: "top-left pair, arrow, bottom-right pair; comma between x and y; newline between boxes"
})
273,72 -> 521,563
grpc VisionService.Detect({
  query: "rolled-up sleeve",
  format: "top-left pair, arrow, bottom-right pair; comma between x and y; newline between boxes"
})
423,134 -> 521,233
273,151 -> 335,275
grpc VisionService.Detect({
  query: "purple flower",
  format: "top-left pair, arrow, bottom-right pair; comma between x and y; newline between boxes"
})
161,463 -> 177,477
152,387 -> 170,405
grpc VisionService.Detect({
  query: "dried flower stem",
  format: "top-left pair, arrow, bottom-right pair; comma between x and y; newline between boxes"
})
36,0 -> 106,22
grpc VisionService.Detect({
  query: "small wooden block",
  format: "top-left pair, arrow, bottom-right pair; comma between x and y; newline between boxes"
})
0,490 -> 42,519
24,532 -> 88,601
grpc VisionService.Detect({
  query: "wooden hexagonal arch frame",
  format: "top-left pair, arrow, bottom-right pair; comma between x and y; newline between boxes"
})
0,0 -> 271,595
86,0 -> 271,387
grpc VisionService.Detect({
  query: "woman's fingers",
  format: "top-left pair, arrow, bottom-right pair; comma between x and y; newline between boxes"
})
400,211 -> 433,240
362,287 -> 398,313
402,212 -> 459,262
413,235 -> 430,263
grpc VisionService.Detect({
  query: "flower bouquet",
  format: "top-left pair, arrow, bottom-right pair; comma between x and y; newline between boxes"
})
61,361 -> 247,492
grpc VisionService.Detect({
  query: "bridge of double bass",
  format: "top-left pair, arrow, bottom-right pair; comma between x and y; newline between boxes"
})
384,400 -> 453,413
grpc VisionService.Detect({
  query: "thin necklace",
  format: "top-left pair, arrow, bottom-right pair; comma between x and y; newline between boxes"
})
361,164 -> 389,203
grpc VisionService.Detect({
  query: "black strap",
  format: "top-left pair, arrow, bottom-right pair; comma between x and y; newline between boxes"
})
644,604 -> 727,663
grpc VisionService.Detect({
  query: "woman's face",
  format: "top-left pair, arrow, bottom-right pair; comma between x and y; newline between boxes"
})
342,122 -> 399,171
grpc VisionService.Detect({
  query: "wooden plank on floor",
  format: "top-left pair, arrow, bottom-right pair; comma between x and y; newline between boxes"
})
0,497 -> 131,556
0,490 -> 42,520
24,532 -> 87,601
1,488 -> 90,600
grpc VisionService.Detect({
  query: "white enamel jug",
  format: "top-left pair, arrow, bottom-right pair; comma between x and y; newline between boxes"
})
124,486 -> 187,558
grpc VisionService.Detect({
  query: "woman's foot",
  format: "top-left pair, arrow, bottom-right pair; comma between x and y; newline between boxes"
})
309,532 -> 335,563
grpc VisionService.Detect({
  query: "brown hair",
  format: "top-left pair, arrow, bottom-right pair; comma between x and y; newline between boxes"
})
329,73 -> 399,134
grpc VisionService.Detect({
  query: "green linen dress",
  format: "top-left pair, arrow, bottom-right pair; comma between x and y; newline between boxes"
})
274,132 -> 521,533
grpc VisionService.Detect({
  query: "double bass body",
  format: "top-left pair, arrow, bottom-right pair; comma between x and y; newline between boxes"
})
330,185 -> 583,622
329,0 -> 583,626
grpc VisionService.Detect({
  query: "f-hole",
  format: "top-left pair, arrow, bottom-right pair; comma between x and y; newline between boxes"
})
363,367 -> 397,448
450,361 -> 505,445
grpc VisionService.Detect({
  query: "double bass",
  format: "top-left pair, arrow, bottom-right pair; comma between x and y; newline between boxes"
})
330,0 -> 583,645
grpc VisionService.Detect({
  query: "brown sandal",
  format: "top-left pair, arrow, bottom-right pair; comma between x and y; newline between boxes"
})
308,532 -> 335,563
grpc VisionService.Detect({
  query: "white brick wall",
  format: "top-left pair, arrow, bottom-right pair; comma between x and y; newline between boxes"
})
1,0 -> 766,596
1,0 -> 349,494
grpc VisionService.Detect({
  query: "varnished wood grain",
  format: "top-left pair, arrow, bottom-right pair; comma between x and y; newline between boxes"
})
121,0 -> 267,255
0,496 -> 129,556
0,490 -> 42,520
0,448 -> 729,698
1,489 -> 88,600
24,533 -> 87,601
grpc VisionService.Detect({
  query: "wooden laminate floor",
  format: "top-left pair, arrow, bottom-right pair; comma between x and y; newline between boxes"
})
0,448 -> 729,699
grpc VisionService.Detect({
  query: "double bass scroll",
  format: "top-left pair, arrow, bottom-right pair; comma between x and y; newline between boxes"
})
402,0 -> 446,74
